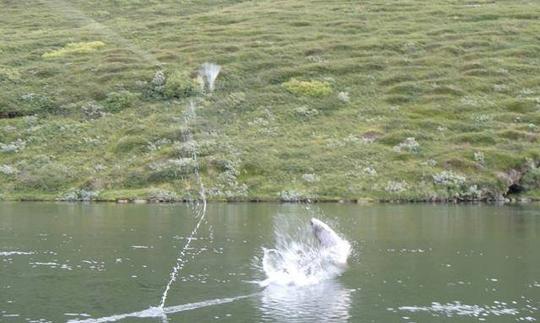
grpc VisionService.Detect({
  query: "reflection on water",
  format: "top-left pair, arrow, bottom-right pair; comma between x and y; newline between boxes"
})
259,280 -> 353,322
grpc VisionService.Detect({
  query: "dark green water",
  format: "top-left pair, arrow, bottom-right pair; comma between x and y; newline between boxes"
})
0,203 -> 538,322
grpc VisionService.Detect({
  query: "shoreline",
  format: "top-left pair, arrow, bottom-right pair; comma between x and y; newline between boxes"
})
0,196 -> 537,205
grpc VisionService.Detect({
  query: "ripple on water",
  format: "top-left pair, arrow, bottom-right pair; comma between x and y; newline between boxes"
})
389,301 -> 538,321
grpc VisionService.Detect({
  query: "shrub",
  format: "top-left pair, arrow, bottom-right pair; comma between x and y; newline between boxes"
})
293,106 -> 319,119
148,188 -> 178,202
164,70 -> 200,98
147,158 -> 196,182
385,180 -> 408,193
302,173 -> 319,183
393,137 -> 420,153
59,189 -> 100,201
20,93 -> 56,114
16,162 -> 73,190
521,167 -> 540,191
42,41 -> 105,58
103,90 -> 138,112
0,139 -> 26,153
279,190 -> 311,202
142,70 -> 166,98
0,66 -> 21,82
282,78 -> 332,97
337,91 -> 350,103
114,135 -> 148,154
433,171 -> 466,187
474,151 -> 485,164
81,102 -> 105,119
0,164 -> 18,175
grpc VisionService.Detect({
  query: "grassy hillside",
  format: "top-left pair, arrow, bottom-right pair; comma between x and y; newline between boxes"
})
1,0 -> 540,202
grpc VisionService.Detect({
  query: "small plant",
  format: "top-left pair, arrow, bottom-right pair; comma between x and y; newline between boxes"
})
114,135 -> 148,154
16,161 -> 73,190
337,91 -> 350,103
152,70 -> 166,87
362,167 -> 377,176
0,139 -> 26,153
148,189 -> 178,202
521,167 -> 540,191
0,66 -> 21,82
148,158 -> 196,181
81,102 -> 105,119
42,41 -> 105,58
0,164 -> 18,175
164,70 -> 200,98
433,171 -> 466,187
59,189 -> 100,201
294,106 -> 319,119
472,114 -> 492,124
421,159 -> 437,167
302,173 -> 319,183
393,137 -> 420,153
279,190 -> 311,202
474,151 -> 485,164
282,78 -> 332,97
143,70 -> 167,98
103,90 -> 138,112
20,93 -> 56,114
385,180 -> 408,193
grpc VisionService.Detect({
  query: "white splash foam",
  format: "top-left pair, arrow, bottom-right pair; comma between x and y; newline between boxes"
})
259,217 -> 351,287
199,63 -> 221,92
0,251 -> 34,256
67,294 -> 256,323
130,245 -> 150,249
397,301 -> 519,317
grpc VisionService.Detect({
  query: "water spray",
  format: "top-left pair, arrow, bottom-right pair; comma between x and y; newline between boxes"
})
159,63 -> 223,311
199,63 -> 221,92
159,100 -> 207,309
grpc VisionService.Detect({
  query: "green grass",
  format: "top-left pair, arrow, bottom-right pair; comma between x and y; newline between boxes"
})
1,0 -> 540,202
42,41 -> 106,59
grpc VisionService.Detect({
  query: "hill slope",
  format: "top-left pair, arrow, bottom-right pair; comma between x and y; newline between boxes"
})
1,0 -> 540,202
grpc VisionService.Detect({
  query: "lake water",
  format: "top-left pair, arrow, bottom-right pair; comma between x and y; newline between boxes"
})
0,202 -> 538,322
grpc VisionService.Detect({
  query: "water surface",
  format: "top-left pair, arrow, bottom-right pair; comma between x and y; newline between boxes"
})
0,203 -> 538,322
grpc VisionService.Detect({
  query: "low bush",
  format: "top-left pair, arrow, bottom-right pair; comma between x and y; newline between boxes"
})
164,70 -> 201,99
42,41 -> 105,58
103,90 -> 138,112
114,135 -> 148,154
521,167 -> 540,191
282,78 -> 332,97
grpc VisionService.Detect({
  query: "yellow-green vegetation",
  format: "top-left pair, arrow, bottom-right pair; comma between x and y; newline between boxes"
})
42,41 -> 106,58
0,66 -> 21,82
1,0 -> 540,202
282,79 -> 333,97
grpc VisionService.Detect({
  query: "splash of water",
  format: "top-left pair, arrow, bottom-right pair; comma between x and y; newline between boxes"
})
159,100 -> 207,309
259,216 -> 351,287
68,294 -> 256,323
0,251 -> 34,256
199,63 -> 221,92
